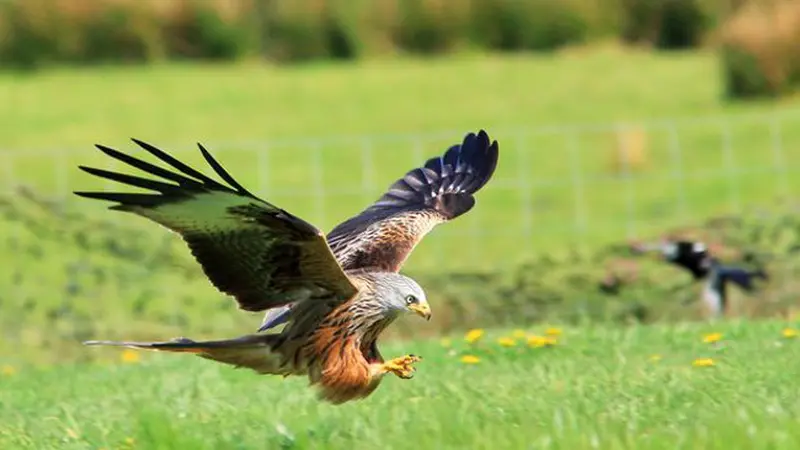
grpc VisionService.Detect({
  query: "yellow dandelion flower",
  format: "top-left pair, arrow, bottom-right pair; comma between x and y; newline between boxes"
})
692,358 -> 715,367
120,349 -> 141,364
527,335 -> 557,348
460,354 -> 480,364
440,337 -> 452,347
545,327 -> 562,337
649,354 -> 662,363
464,329 -> 485,344
1,365 -> 17,376
497,337 -> 516,347
782,328 -> 798,339
527,335 -> 544,347
512,329 -> 527,339
702,332 -> 723,344
124,437 -> 136,446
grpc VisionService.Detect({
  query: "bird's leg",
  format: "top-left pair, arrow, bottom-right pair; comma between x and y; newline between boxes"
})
376,354 -> 422,379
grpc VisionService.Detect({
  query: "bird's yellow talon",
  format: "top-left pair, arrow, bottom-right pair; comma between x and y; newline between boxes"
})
383,362 -> 403,372
382,354 -> 422,379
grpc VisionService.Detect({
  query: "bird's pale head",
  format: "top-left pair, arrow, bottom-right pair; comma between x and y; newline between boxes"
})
374,273 -> 431,321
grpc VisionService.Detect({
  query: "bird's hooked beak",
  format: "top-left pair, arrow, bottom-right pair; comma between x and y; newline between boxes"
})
408,303 -> 432,321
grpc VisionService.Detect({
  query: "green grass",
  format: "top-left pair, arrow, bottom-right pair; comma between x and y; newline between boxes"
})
4,48 -> 800,363
3,321 -> 800,449
4,50 -> 800,449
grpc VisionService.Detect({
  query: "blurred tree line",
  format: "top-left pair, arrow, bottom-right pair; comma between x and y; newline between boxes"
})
0,0 -> 797,98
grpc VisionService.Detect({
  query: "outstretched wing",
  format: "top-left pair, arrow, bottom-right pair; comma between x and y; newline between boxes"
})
327,130 -> 499,272
718,264 -> 768,292
74,139 -> 358,312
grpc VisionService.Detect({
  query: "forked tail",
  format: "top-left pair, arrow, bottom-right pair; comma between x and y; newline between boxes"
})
84,334 -> 285,375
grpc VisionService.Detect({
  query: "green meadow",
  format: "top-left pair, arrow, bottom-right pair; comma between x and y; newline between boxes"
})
3,48 -> 800,352
3,48 -> 800,449
3,322 -> 800,450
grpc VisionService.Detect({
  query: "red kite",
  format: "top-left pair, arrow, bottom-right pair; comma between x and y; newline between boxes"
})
77,130 -> 499,404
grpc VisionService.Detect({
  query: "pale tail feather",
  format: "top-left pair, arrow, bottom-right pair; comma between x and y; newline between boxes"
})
84,334 -> 287,375
258,304 -> 295,332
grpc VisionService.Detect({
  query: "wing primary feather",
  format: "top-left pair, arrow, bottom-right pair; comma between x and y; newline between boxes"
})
442,142 -> 461,168
424,155 -> 444,173
130,138 -> 229,190
73,191 -> 169,208
76,138 -> 359,314
420,167 -> 440,184
373,129 -> 499,219
94,144 -> 204,188
196,142 -> 256,198
77,166 -> 188,195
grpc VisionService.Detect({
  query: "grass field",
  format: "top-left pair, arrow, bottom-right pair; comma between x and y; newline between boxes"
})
3,48 -> 800,363
3,321 -> 800,449
4,48 -> 800,449
4,45 -> 800,450
0,48 -> 776,149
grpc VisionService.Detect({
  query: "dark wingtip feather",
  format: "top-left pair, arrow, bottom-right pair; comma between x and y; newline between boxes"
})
718,265 -> 768,291
129,137 -> 148,149
457,129 -> 499,194
76,138 -> 267,213
325,129 -> 500,271
130,137 -> 148,147
196,142 -> 256,198
128,138 -> 228,189
368,129 -> 499,219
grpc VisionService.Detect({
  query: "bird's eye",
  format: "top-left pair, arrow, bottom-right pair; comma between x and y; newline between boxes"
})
405,295 -> 418,305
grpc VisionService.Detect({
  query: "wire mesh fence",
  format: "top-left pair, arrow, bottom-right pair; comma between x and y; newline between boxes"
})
3,108 -> 800,272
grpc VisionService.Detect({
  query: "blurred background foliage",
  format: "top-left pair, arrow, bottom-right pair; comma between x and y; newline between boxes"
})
3,0 -> 800,364
2,186 -> 799,364
0,0 -> 799,99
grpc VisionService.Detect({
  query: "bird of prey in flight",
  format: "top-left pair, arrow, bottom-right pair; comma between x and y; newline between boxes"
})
76,130 -> 499,404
